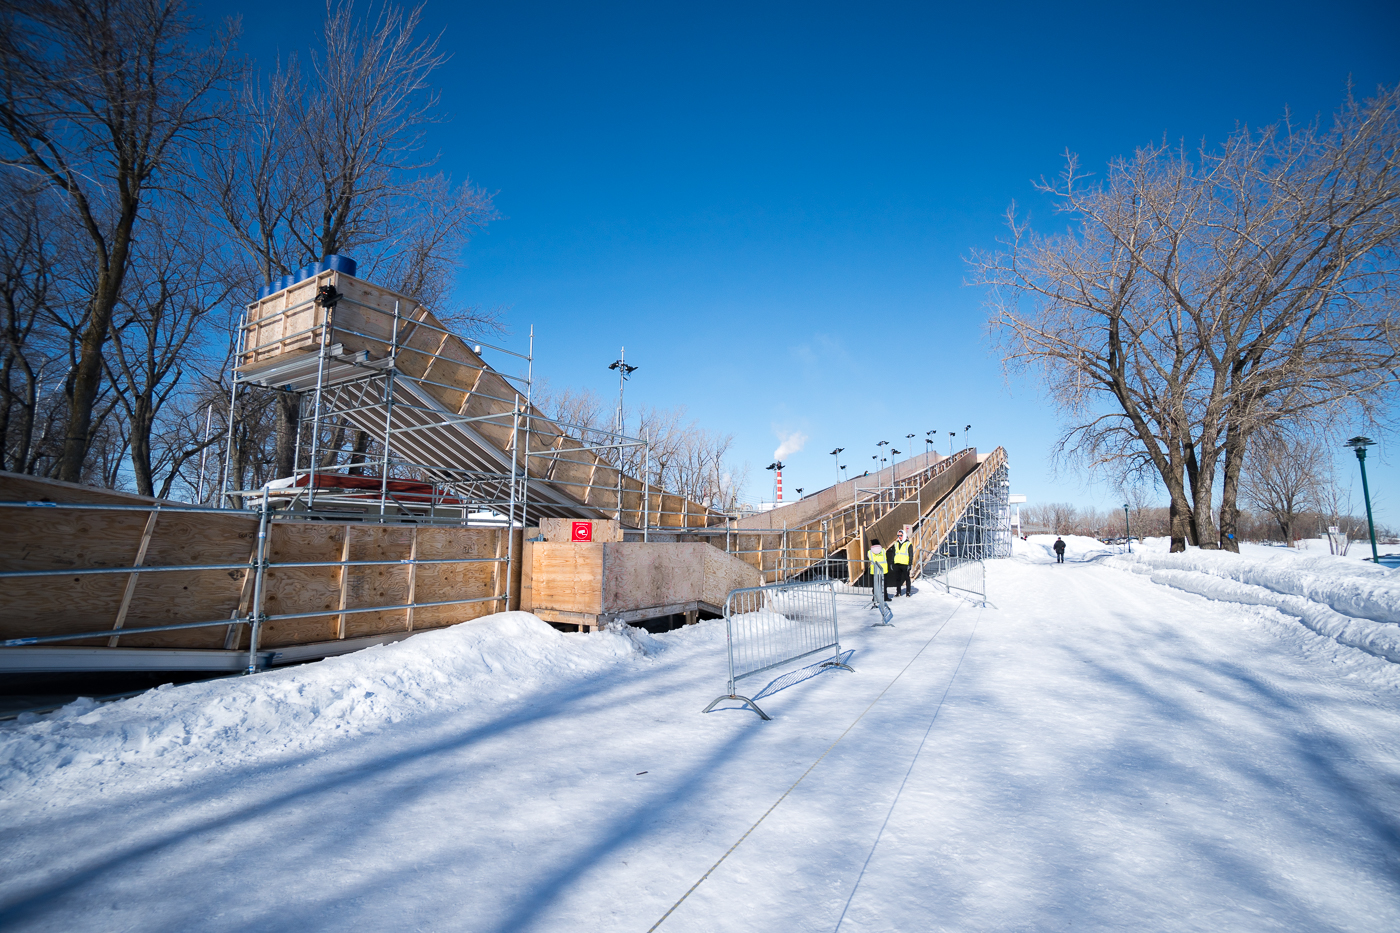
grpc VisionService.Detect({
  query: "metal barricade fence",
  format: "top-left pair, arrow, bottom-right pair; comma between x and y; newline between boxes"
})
923,555 -> 987,606
793,555 -> 870,596
872,567 -> 893,625
703,580 -> 853,720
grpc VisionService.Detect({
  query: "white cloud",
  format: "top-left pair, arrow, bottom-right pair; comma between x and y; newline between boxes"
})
773,430 -> 808,461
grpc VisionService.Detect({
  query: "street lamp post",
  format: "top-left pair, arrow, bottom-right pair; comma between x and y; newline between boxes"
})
608,349 -> 639,521
1123,503 -> 1131,554
965,424 -> 972,453
948,431 -> 955,457
1345,436 -> 1381,563
830,447 -> 844,486
876,440 -> 890,501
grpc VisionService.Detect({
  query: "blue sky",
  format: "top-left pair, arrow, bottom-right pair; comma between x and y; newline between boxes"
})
229,1 -> 1400,524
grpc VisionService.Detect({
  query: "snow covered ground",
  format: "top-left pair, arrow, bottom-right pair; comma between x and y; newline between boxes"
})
3,537 -> 1400,931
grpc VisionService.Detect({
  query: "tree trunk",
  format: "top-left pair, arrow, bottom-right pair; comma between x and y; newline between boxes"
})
347,428 -> 371,475
1217,427 -> 1247,553
57,287 -> 118,482
275,390 -> 299,477
1159,448 -> 1192,552
129,395 -> 156,497
58,208 -> 136,483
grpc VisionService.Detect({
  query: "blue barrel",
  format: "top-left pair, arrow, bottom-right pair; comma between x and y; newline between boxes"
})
295,264 -> 316,284
323,254 -> 357,277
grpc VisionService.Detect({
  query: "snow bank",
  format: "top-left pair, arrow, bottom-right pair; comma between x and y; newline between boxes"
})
0,612 -> 677,799
1014,533 -> 1118,563
1106,544 -> 1400,664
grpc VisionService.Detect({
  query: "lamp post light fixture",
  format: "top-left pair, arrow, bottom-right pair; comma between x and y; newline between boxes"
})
965,424 -> 972,452
608,349 -> 639,521
607,350 -> 639,434
795,487 -> 804,499
1123,503 -> 1131,554
840,464 -> 847,481
948,431 -> 956,456
1345,436 -> 1381,563
830,447 -> 844,485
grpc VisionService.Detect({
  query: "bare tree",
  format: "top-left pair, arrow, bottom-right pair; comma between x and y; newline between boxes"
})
105,212 -> 232,496
1025,502 -> 1079,534
1241,433 -> 1324,544
0,180 -> 71,472
0,0 -> 235,483
203,1 -> 497,479
978,84 -> 1400,553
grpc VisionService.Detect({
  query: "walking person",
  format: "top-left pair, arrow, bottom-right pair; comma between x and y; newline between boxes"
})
888,529 -> 913,597
1053,536 -> 1066,563
868,538 -> 889,603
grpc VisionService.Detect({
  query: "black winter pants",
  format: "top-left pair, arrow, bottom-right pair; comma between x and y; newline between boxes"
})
889,564 -> 911,596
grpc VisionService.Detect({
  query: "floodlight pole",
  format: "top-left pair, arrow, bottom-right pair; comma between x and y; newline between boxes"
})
1347,436 -> 1381,563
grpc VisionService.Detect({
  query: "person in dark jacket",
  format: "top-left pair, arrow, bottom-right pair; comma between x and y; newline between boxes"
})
1053,537 -> 1066,563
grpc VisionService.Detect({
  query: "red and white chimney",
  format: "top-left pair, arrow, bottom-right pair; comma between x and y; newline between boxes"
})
776,469 -> 783,501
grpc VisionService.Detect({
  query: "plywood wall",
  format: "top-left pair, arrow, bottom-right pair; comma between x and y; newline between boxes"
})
0,473 -> 508,651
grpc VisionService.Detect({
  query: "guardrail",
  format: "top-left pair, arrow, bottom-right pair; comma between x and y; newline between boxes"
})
922,556 -> 987,607
703,580 -> 854,720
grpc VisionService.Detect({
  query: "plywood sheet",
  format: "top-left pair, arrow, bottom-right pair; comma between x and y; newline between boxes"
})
530,542 -> 604,615
600,543 -> 704,612
539,517 -> 622,543
701,546 -> 763,607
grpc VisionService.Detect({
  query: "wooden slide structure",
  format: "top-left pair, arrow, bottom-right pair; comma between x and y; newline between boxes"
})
237,270 -> 723,529
0,269 -> 1009,672
704,447 -> 1009,586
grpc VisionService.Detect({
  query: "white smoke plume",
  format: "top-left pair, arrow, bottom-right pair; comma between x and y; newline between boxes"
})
773,430 -> 808,460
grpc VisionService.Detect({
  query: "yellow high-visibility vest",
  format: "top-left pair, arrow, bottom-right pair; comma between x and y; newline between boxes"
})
869,545 -> 888,575
891,540 -> 912,565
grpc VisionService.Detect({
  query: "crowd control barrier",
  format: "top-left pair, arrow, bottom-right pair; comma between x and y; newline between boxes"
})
871,567 -> 893,625
924,556 -> 987,607
703,580 -> 854,720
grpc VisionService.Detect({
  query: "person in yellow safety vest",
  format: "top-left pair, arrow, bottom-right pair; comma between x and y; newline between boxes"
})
868,538 -> 889,602
889,529 -> 913,597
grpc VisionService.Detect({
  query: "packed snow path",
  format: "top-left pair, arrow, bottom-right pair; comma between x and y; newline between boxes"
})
3,539 -> 1399,931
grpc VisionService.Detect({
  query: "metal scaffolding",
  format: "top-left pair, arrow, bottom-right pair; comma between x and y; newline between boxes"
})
220,272 -> 713,536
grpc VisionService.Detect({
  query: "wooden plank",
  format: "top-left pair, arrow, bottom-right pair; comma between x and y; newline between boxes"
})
259,522 -> 343,647
533,607 -> 600,631
339,524 -> 413,640
518,537 -> 534,612
108,506 -> 161,647
530,542 -> 604,615
405,527 -> 418,631
336,525 -> 353,639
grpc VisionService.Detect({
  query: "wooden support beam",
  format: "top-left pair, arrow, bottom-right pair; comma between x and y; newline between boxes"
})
336,526 -> 353,639
405,527 -> 418,631
108,508 -> 161,647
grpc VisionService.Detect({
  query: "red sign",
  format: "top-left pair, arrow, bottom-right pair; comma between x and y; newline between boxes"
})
571,521 -> 593,542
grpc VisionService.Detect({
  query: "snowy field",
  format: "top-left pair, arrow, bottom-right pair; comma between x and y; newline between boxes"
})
3,536 -> 1400,932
